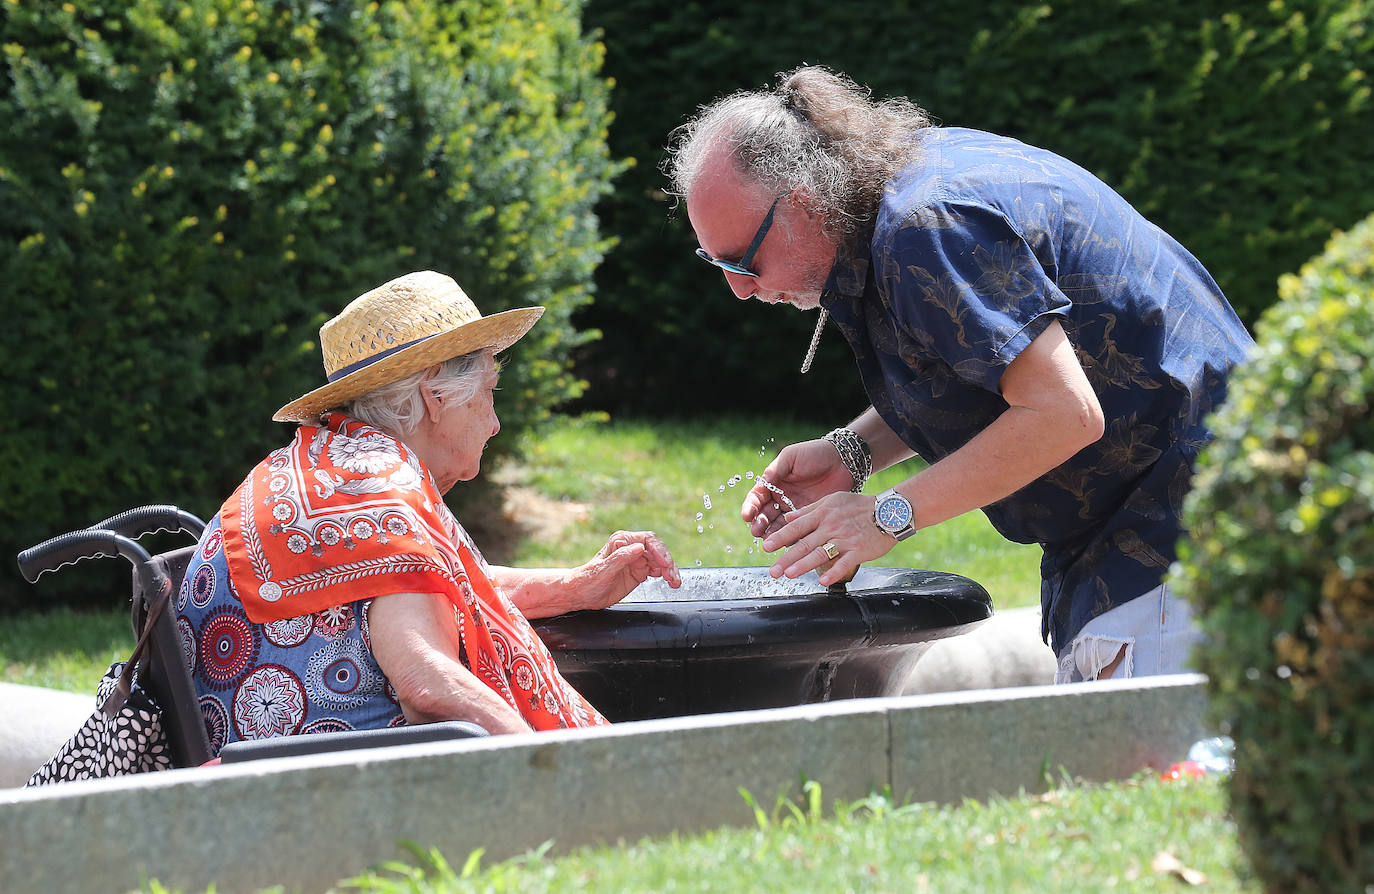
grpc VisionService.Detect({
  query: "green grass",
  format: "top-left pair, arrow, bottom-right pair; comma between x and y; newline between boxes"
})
3,415 -> 1041,694
338,775 -> 1255,894
0,605 -> 132,692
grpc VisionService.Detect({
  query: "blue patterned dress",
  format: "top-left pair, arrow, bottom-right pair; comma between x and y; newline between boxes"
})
177,514 -> 404,756
822,128 -> 1254,653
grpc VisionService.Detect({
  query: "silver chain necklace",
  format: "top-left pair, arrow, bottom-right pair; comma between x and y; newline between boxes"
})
800,308 -> 828,374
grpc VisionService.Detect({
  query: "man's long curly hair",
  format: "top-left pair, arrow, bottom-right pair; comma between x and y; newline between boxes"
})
665,65 -> 932,253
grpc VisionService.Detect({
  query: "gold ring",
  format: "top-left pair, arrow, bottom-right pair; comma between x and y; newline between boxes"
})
821,542 -> 839,561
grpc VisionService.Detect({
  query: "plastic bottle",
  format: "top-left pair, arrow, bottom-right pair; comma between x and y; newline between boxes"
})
1160,735 -> 1234,781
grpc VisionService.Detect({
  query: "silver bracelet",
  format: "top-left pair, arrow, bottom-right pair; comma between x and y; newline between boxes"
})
823,428 -> 872,493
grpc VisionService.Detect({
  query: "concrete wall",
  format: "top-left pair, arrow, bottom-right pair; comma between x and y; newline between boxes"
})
0,683 -> 95,788
0,674 -> 1209,894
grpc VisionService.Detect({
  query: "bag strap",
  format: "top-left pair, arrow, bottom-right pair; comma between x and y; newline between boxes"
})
100,584 -> 171,718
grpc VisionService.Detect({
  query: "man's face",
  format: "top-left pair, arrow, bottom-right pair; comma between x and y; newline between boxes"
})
685,153 -> 836,311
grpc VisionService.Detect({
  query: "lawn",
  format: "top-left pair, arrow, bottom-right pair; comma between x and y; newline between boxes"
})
340,775 -> 1255,894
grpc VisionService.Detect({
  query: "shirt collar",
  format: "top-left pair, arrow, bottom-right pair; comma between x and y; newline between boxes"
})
820,236 -> 873,309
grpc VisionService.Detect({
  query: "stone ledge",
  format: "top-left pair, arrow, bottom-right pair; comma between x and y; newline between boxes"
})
0,682 -> 95,788
0,674 -> 1209,894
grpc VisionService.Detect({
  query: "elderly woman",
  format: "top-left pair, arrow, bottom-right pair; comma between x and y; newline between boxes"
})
178,271 -> 679,752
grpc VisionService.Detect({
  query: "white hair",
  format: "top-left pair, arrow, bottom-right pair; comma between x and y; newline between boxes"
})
665,65 -> 931,251
340,350 -> 492,436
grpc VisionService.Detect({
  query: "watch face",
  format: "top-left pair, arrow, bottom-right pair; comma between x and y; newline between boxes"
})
876,495 -> 912,531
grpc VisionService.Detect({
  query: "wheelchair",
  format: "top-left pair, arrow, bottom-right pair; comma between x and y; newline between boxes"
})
18,505 -> 486,772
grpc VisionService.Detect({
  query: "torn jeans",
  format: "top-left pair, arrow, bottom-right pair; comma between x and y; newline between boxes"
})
1055,584 -> 1203,683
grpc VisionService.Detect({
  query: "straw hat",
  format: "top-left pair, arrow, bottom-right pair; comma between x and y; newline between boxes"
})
273,271 -> 544,422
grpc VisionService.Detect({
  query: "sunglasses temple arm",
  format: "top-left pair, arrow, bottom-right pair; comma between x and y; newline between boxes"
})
738,197 -> 781,270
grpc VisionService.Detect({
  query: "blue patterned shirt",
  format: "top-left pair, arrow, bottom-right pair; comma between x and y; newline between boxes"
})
178,515 -> 405,755
822,128 -> 1253,652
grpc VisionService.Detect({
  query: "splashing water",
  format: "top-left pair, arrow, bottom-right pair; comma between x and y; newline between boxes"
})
758,476 -> 797,513
626,568 -> 828,603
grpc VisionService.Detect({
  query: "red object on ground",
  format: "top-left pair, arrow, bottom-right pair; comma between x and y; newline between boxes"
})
1160,760 -> 1206,781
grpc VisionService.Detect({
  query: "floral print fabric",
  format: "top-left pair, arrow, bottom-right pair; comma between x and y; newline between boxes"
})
821,128 -> 1254,653
179,515 -> 403,754
178,414 -> 605,754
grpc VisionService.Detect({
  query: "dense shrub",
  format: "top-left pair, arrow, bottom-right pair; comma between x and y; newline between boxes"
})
0,0 -> 620,612
578,0 -> 1374,417
1173,214 -> 1374,892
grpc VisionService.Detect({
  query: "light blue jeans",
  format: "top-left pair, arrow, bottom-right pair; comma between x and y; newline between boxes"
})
1054,584 -> 1203,683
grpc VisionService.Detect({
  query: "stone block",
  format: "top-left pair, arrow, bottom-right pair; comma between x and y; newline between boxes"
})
888,673 -> 1210,805
0,683 -> 94,788
0,700 -> 888,894
901,607 -> 1057,694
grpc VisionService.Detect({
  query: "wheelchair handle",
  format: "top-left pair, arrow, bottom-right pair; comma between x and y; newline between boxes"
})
17,530 -> 160,599
87,504 -> 206,540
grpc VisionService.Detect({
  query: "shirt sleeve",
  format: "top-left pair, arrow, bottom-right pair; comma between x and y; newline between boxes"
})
874,198 -> 1071,394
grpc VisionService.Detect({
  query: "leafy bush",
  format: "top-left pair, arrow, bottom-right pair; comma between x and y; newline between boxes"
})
578,0 -> 1374,417
1173,213 -> 1374,892
0,0 -> 620,612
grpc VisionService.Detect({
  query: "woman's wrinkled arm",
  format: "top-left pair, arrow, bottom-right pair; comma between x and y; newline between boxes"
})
367,591 -> 531,735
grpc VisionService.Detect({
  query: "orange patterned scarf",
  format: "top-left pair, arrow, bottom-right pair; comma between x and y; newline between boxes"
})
220,413 -> 606,730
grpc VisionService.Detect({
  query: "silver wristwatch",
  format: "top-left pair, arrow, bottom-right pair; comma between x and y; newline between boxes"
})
873,488 -> 916,541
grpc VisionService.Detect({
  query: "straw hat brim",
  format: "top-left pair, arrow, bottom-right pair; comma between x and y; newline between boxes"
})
272,306 -> 544,423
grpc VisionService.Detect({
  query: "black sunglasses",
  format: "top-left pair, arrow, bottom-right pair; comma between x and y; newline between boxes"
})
694,194 -> 784,278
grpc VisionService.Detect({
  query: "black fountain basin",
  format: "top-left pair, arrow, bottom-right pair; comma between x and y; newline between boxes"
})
531,565 -> 992,722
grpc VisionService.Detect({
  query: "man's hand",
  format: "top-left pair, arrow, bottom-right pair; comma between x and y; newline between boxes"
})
741,438 -> 855,537
758,491 -> 898,586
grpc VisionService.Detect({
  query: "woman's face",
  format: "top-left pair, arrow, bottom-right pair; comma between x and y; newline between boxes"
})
424,354 -> 501,493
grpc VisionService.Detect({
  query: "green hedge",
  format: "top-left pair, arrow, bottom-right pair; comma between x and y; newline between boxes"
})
0,0 -> 620,612
1173,214 -> 1374,892
579,0 -> 1374,417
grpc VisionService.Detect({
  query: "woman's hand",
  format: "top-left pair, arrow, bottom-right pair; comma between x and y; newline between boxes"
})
760,491 -> 899,587
741,438 -> 855,537
564,530 -> 682,610
492,532 -> 679,618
